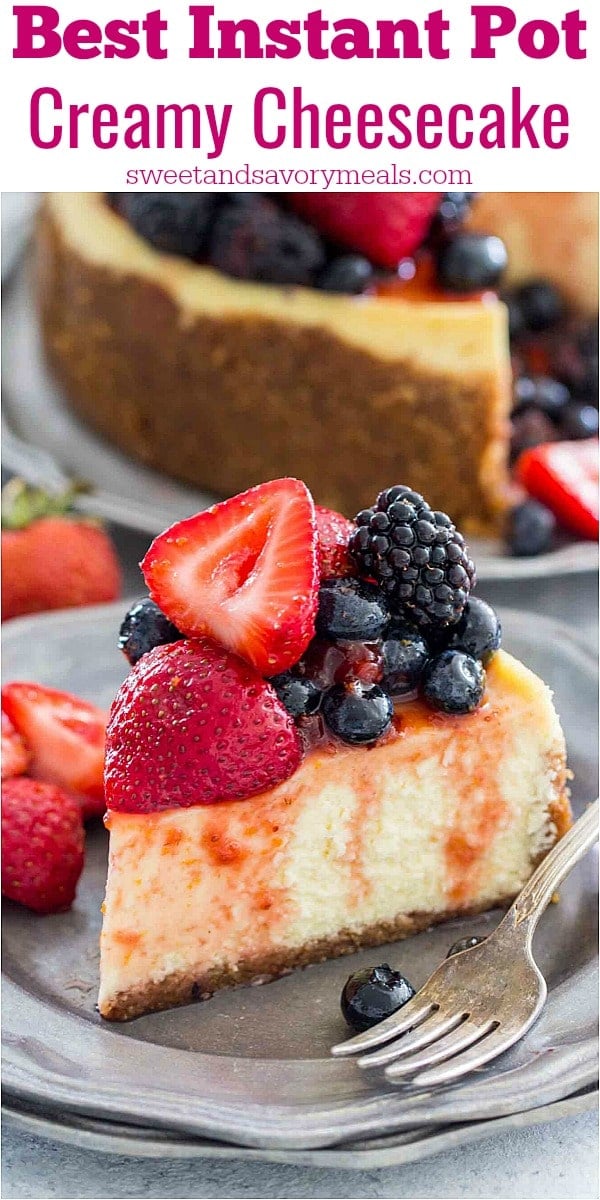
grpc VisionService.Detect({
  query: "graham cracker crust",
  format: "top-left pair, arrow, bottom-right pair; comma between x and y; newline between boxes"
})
36,198 -> 511,535
99,895 -> 517,1021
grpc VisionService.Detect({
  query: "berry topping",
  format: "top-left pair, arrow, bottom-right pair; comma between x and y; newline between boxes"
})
208,195 -> 325,286
315,506 -> 355,579
317,254 -> 375,295
513,375 -> 570,418
434,233 -> 507,293
381,624 -> 429,697
104,639 -> 302,813
269,672 -> 322,719
2,683 -> 107,819
316,578 -> 390,642
517,440 -> 599,541
446,597 -> 501,665
299,639 -> 384,689
341,964 -> 415,1033
1,777 -> 84,913
1,480 -> 121,623
349,487 -> 475,631
288,193 -> 441,269
512,280 -> 564,333
321,681 -> 393,745
559,402 -> 599,441
1,712 -> 30,780
422,650 -> 485,715
508,500 -> 556,558
446,935 -> 486,958
141,478 -> 319,677
119,598 -> 182,665
114,193 -> 218,259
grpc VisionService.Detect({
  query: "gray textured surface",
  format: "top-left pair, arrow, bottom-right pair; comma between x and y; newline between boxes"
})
2,1111 -> 598,1198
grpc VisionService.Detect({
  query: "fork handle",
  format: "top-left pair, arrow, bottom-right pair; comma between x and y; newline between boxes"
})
506,799 -> 599,936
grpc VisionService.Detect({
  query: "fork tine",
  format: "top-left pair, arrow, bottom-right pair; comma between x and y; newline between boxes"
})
357,1009 -> 467,1070
385,1018 -> 496,1081
409,1025 -> 519,1089
330,998 -> 435,1057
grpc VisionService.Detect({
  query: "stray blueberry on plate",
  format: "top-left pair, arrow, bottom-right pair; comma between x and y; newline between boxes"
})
341,964 -> 416,1032
508,500 -> 556,558
446,935 -> 487,958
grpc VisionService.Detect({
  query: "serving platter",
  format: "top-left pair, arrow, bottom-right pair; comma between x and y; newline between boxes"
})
1,603 -> 598,1165
2,258 -> 598,582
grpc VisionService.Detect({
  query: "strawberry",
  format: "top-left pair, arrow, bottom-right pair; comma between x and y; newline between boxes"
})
2,777 -> 84,913
1,479 -> 121,621
1,713 -> 30,779
517,439 -> 599,540
105,638 -> 303,813
2,683 -> 107,820
142,478 -> 319,676
288,194 -> 441,269
315,506 -> 355,579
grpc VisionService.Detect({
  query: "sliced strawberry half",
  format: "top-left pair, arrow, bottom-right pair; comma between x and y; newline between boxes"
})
315,506 -> 355,579
2,683 -> 107,819
141,478 -> 319,676
1,712 -> 30,780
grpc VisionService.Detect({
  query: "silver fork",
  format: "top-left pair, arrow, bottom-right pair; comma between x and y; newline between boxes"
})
332,800 -> 599,1089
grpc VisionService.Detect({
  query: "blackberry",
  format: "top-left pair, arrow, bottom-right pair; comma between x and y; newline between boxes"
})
349,487 -> 475,631
208,195 -> 325,285
119,598 -> 182,665
115,193 -> 219,259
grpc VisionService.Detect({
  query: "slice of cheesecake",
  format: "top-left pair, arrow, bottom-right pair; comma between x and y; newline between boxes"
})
98,649 -> 570,1021
37,192 -> 511,535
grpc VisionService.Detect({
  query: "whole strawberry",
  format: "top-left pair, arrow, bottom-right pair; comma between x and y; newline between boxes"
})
2,777 -> 85,913
1,479 -> 121,621
1,712 -> 30,780
288,194 -> 441,269
105,638 -> 303,813
315,506 -> 355,579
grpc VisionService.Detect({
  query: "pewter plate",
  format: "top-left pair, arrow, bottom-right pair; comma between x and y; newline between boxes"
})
2,257 -> 598,583
1,604 -> 598,1163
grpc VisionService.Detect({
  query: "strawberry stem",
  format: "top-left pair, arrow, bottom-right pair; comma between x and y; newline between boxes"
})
1,478 -> 89,530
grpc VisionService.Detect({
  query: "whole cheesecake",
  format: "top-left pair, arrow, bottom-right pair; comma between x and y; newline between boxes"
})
37,192 -> 511,534
97,477 -> 570,1021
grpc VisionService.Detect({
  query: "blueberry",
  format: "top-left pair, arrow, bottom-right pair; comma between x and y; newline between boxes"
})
422,650 -> 485,714
435,233 -> 507,293
505,293 -> 526,342
316,578 -> 390,642
115,193 -> 219,259
508,500 -> 556,557
382,624 -> 429,696
322,682 -> 393,744
317,254 -> 375,294
559,402 -> 599,440
447,597 -> 501,665
436,192 -> 476,231
513,375 -> 571,418
208,195 -> 325,285
119,598 -> 182,664
515,280 -> 563,333
341,964 -> 415,1033
269,672 -> 321,718
446,935 -> 486,958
